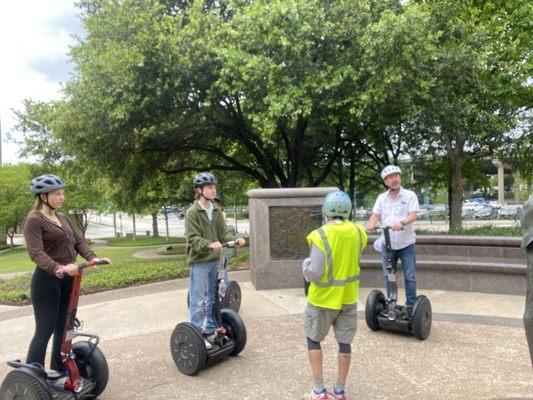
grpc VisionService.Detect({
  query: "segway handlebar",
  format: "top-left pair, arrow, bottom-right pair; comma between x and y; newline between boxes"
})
222,241 -> 236,248
373,225 -> 404,231
78,259 -> 111,270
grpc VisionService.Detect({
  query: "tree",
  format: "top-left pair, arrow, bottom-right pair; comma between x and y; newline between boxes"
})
361,1 -> 531,230
22,0 -> 376,189
0,165 -> 33,247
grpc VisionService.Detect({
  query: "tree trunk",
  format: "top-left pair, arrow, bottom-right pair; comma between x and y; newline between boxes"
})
348,155 -> 356,220
132,214 -> 137,241
7,229 -> 14,248
449,157 -> 464,232
337,156 -> 344,191
113,212 -> 117,237
234,196 -> 238,234
82,210 -> 88,238
151,212 -> 159,238
164,212 -> 169,241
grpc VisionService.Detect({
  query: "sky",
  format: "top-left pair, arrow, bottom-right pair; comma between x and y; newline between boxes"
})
0,0 -> 83,165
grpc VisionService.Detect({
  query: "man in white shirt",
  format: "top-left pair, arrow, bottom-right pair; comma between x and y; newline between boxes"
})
367,165 -> 420,316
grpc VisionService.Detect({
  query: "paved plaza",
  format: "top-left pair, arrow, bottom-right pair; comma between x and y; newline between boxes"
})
0,271 -> 530,399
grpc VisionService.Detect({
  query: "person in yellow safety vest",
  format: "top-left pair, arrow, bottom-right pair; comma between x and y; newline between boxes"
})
301,191 -> 367,400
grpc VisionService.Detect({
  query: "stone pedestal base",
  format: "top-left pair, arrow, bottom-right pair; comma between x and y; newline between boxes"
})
247,187 -> 337,290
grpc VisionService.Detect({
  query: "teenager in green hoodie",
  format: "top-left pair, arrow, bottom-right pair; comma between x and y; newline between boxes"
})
185,172 -> 245,349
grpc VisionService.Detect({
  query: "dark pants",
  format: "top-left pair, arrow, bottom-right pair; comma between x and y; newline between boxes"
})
27,267 -> 73,372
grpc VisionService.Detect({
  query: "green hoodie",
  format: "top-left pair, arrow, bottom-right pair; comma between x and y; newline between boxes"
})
185,200 -> 234,264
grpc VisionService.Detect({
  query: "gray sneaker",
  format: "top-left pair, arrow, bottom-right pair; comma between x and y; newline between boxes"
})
204,338 -> 213,350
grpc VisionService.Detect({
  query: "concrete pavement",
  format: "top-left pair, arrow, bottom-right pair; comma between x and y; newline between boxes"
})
0,271 -> 531,399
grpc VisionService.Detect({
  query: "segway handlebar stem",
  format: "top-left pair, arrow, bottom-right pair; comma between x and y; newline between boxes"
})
78,259 -> 111,270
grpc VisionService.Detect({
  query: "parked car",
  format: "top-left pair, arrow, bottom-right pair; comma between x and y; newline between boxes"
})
462,208 -> 476,219
488,200 -> 501,209
429,204 -> 447,219
418,206 -> 431,220
498,205 -> 522,219
462,201 -> 484,212
474,205 -> 497,219
355,208 -> 372,220
467,197 -> 487,205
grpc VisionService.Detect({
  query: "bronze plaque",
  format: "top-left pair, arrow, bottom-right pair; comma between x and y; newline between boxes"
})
269,206 -> 323,259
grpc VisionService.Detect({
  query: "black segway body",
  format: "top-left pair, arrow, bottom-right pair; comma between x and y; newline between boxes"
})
364,226 -> 432,340
172,242 -> 246,375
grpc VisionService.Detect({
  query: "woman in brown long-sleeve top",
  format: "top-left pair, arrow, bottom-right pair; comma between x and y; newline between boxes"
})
24,174 -> 109,374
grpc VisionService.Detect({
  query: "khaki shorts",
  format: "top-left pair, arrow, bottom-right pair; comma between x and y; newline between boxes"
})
304,302 -> 358,344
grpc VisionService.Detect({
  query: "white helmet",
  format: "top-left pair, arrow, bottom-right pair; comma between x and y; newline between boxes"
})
381,165 -> 401,180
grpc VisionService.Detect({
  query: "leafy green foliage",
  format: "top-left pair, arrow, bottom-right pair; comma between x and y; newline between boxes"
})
0,165 -> 34,247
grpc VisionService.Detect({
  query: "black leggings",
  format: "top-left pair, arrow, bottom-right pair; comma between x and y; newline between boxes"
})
27,267 -> 73,372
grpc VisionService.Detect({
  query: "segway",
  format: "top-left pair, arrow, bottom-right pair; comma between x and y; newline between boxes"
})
186,249 -> 242,313
171,241 -> 246,375
365,226 -> 432,340
0,259 -> 111,400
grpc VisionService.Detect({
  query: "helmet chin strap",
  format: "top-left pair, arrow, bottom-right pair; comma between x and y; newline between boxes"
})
40,194 -> 56,213
199,187 -> 214,202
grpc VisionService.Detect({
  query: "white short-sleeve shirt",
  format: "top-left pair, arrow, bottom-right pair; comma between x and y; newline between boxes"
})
371,187 -> 420,250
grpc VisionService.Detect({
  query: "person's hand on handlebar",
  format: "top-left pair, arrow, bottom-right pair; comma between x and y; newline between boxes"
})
235,238 -> 246,247
61,263 -> 79,277
209,241 -> 223,251
90,257 -> 112,270
366,222 -> 377,232
391,221 -> 404,231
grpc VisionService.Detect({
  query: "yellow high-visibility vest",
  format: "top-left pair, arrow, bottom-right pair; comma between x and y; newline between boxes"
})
306,221 -> 367,310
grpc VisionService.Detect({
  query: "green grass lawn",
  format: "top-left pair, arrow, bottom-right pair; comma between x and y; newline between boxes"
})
0,246 -> 160,275
0,258 -> 189,306
156,243 -> 187,255
0,244 -> 250,305
0,248 -> 36,273
103,236 -> 187,247
0,244 -> 19,251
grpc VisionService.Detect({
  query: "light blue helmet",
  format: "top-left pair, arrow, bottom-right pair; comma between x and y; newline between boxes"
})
323,191 -> 352,219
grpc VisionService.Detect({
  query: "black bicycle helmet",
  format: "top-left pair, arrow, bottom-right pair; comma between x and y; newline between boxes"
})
193,172 -> 218,189
30,174 -> 67,196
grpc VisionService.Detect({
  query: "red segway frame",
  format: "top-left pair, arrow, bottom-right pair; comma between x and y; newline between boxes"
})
62,259 -> 110,393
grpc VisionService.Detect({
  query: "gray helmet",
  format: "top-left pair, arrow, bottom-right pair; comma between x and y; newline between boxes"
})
193,172 -> 218,189
30,174 -> 67,196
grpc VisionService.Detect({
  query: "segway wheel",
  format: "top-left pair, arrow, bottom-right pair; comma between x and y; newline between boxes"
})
221,309 -> 247,356
221,281 -> 241,312
72,341 -> 109,398
0,369 -> 50,400
365,290 -> 386,331
412,295 -> 432,340
170,323 -> 206,375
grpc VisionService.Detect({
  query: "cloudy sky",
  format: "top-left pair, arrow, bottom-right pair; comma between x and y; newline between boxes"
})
0,0 -> 83,164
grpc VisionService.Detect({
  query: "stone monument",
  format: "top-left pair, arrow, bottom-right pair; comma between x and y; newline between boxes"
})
522,197 -> 533,367
247,187 -> 337,290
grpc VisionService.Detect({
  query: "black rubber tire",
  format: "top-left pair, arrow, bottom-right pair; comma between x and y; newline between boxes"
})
221,309 -> 247,357
170,323 -> 206,375
221,281 -> 241,312
0,369 -> 50,400
412,295 -> 432,340
72,341 -> 109,398
365,290 -> 386,331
